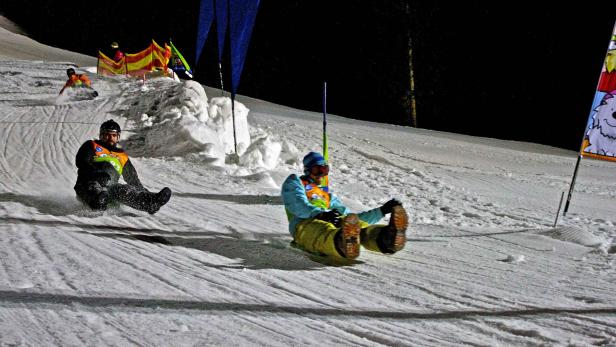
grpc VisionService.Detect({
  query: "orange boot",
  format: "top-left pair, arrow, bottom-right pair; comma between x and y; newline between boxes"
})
379,205 -> 408,253
335,214 -> 361,259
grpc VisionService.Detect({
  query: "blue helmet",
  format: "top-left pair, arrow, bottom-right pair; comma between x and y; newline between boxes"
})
303,152 -> 327,174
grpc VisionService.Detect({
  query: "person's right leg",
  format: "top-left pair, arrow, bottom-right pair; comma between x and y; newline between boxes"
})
108,184 -> 171,214
294,214 -> 361,259
360,205 -> 408,254
75,182 -> 108,210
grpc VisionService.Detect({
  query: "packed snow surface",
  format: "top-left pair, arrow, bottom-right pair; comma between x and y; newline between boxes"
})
1,16 -> 616,346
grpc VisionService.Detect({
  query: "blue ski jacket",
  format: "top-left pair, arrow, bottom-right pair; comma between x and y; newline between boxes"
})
281,174 -> 384,236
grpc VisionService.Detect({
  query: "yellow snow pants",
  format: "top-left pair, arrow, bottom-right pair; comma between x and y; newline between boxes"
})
294,218 -> 387,258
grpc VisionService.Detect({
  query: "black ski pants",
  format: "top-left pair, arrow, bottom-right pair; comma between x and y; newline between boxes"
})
75,181 -> 156,212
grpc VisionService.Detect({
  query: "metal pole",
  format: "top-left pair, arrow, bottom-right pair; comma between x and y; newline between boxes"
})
563,155 -> 582,216
553,191 -> 565,228
219,62 -> 225,96
231,94 -> 237,155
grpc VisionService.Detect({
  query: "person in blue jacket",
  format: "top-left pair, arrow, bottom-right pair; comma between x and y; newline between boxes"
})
281,151 -> 409,259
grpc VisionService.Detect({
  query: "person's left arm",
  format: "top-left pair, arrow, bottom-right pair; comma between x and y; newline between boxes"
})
330,194 -> 384,224
356,206 -> 384,224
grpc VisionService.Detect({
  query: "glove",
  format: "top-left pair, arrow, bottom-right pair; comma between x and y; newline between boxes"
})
92,91 -> 99,97
380,198 -> 402,215
314,210 -> 342,226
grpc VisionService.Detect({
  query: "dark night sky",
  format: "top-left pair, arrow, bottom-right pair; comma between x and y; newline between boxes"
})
1,1 -> 614,151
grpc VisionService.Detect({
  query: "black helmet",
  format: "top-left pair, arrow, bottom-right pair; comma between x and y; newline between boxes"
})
100,119 -> 121,134
66,68 -> 75,76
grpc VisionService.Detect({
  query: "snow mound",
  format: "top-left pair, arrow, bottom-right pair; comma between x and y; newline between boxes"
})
123,79 -> 286,171
239,130 -> 282,170
208,95 -> 250,155
540,226 -> 605,247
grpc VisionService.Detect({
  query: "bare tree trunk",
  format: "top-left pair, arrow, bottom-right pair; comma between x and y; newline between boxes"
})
406,1 -> 418,127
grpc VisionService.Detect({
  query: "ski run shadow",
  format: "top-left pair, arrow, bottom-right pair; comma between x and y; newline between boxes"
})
0,192 -> 86,216
1,192 -> 342,270
1,289 -> 615,319
173,192 -> 283,205
2,216 -> 329,271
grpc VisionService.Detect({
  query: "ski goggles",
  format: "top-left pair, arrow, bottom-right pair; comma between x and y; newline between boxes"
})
309,164 -> 329,177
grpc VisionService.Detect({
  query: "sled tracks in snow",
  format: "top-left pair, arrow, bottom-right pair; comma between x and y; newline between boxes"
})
0,289 -> 615,320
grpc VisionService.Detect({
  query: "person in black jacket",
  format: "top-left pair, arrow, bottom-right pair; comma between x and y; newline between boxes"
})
74,119 -> 171,214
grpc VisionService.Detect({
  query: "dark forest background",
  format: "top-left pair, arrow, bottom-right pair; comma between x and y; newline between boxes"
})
1,1 -> 614,150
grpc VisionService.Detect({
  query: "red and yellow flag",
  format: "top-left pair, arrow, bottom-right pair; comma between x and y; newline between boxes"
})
97,52 -> 126,76
98,40 -> 171,77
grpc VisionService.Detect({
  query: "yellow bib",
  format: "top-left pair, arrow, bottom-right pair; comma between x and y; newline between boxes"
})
91,141 -> 128,175
301,176 -> 330,209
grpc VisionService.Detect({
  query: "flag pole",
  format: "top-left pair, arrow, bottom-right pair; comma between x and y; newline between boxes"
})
227,0 -> 236,159
219,62 -> 225,96
563,21 -> 616,216
216,0 -> 226,96
232,93 -> 237,156
323,81 -> 328,162
553,191 -> 565,228
563,155 -> 582,216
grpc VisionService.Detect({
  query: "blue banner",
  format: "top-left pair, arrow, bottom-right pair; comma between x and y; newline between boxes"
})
215,0 -> 228,62
229,0 -> 260,94
195,0 -> 215,64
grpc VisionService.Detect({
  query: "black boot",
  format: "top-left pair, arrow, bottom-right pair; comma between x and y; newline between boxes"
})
108,184 -> 171,214
146,187 -> 172,215
80,181 -> 109,210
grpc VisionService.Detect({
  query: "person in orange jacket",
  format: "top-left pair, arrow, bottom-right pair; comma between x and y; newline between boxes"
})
59,68 -> 97,96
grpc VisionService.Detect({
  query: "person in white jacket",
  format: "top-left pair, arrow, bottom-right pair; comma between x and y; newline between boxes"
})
281,151 -> 409,259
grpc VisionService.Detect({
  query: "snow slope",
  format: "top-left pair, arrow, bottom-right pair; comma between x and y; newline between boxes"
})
1,19 -> 616,346
0,16 -> 95,67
